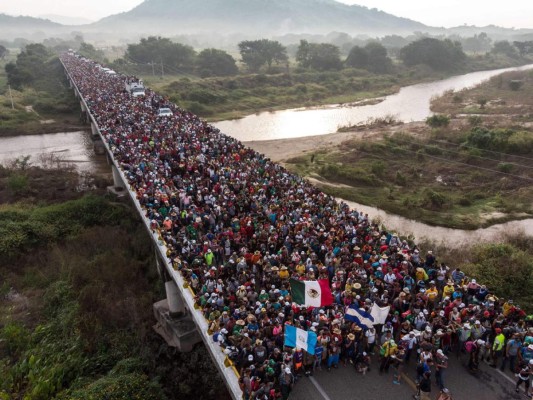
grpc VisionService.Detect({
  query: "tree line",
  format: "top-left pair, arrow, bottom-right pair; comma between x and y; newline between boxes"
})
111,36 -> 533,79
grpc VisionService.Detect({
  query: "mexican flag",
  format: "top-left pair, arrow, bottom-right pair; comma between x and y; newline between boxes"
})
290,278 -> 333,307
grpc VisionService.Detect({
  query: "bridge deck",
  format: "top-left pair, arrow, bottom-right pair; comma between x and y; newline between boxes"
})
60,55 -> 243,399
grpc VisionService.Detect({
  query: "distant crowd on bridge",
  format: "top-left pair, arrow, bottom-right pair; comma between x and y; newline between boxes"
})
62,53 -> 533,400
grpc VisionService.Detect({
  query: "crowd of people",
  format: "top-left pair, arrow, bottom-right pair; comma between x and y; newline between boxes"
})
62,53 -> 533,400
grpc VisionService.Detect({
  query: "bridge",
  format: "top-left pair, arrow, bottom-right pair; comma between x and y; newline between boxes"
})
60,54 -> 243,399
59,54 -> 526,400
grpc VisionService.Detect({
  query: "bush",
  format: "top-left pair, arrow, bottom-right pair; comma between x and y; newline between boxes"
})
468,115 -> 482,127
422,188 -> 447,209
67,373 -> 166,400
426,114 -> 450,128
7,173 -> 28,194
460,242 -> 533,309
497,162 -> 514,173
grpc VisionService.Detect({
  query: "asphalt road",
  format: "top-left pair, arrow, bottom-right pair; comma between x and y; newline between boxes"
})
289,352 -> 525,400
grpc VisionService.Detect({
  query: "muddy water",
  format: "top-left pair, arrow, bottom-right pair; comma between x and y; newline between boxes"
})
339,198 -> 533,247
0,131 -> 108,174
215,64 -> 533,142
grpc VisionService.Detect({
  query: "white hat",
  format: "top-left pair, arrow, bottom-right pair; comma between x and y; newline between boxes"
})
285,367 -> 291,373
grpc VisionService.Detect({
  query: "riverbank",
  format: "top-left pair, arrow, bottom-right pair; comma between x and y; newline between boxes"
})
145,54 -> 532,122
247,69 -> 533,230
0,54 -> 84,137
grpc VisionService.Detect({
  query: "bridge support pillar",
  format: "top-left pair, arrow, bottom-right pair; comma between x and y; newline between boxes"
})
107,164 -> 127,197
165,280 -> 186,317
90,121 -> 98,136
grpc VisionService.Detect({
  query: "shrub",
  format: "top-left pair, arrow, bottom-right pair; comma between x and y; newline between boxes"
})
509,80 -> 523,91
426,114 -> 450,128
7,173 -> 28,194
422,188 -> 447,209
497,162 -> 514,173
468,115 -> 482,127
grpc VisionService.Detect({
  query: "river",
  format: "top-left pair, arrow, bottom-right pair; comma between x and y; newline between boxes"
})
214,64 -> 533,142
0,131 -> 108,174
2,65 -> 533,246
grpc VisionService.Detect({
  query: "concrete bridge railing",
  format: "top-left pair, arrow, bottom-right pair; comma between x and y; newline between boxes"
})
60,59 -> 243,400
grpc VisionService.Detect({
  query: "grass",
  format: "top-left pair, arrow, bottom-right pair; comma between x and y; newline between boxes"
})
286,126 -> 533,229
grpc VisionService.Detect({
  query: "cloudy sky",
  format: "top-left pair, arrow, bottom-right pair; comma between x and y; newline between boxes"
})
1,0 -> 532,29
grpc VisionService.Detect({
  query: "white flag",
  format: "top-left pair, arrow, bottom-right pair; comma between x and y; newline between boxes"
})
370,303 -> 391,325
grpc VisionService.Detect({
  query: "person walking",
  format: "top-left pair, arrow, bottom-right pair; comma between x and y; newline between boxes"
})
435,349 -> 448,390
515,360 -> 532,396
279,367 -> 294,400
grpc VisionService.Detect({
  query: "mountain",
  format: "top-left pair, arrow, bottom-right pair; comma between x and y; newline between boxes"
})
0,14 -> 66,40
39,14 -> 94,26
91,0 -> 428,37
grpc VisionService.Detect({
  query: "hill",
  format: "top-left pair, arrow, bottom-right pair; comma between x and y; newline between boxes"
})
92,0 -> 427,37
0,14 -> 65,41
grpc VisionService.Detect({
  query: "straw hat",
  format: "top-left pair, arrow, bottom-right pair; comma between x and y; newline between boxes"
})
347,333 -> 355,340
236,319 -> 245,326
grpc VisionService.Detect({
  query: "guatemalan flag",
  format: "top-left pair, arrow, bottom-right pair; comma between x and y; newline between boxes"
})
284,324 -> 317,355
290,278 -> 334,307
344,304 -> 374,329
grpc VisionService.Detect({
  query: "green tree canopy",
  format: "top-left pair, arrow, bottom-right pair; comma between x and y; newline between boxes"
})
5,43 -> 51,89
345,45 -> 368,69
238,39 -> 288,72
196,48 -> 238,77
365,42 -> 393,74
126,36 -> 196,73
0,44 -> 7,59
513,41 -> 533,56
296,40 -> 342,71
400,37 -> 466,71
491,41 -> 519,58
345,42 -> 392,73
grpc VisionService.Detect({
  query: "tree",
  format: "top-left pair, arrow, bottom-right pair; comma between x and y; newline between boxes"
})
462,32 -> 492,53
196,48 -> 238,77
0,44 -> 7,59
400,38 -> 466,71
365,42 -> 393,74
513,41 -> 533,57
5,43 -> 51,89
345,45 -> 369,69
78,42 -> 105,61
238,39 -> 288,72
296,40 -> 341,71
491,41 -> 519,58
126,36 -> 196,73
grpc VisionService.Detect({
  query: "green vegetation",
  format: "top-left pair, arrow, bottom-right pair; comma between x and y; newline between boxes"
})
345,42 -> 393,73
126,37 -> 530,121
1,44 -> 80,136
286,124 -> 533,229
0,166 -> 226,400
238,39 -> 288,72
461,240 -> 533,309
400,38 -> 466,71
296,40 -> 342,71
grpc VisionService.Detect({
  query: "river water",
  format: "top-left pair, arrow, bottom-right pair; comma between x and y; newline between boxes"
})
214,64 -> 533,142
0,131 -> 108,174
2,64 -> 533,246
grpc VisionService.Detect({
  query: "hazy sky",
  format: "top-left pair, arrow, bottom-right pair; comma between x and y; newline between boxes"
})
1,0 -> 532,29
